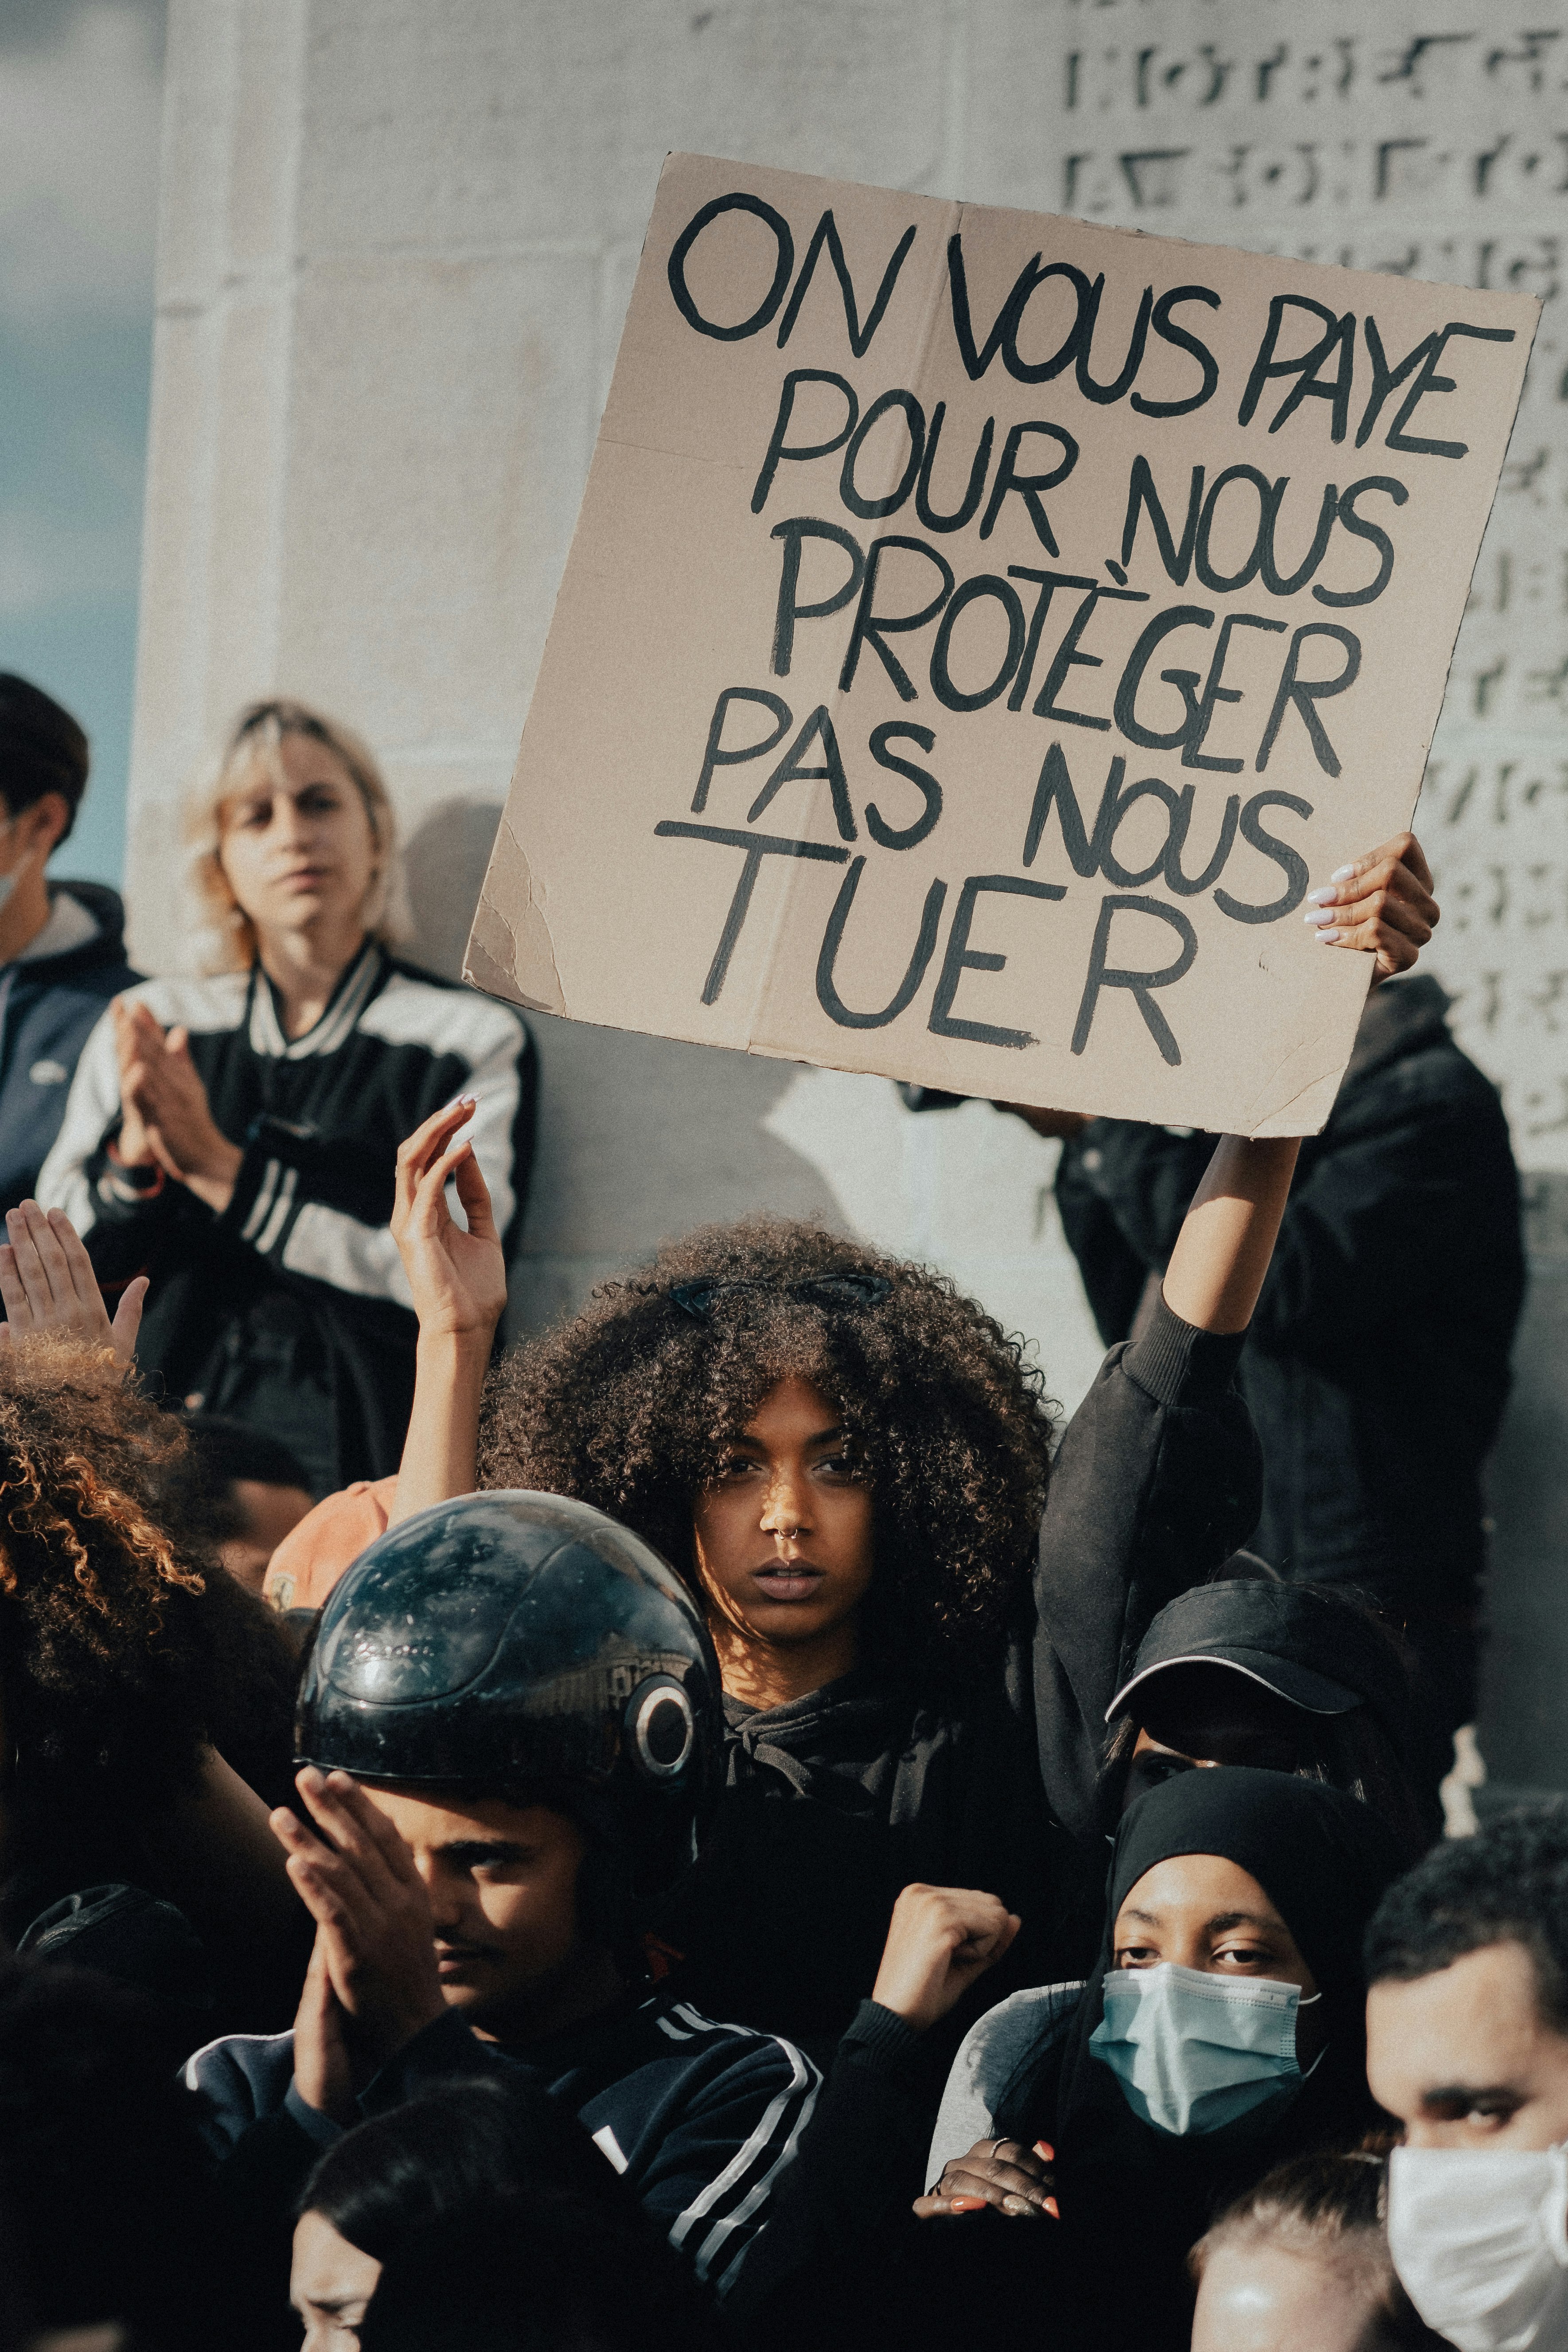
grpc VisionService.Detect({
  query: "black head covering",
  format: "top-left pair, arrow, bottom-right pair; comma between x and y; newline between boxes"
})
1100,1765 -> 1406,2014
997,1769 -> 1408,2352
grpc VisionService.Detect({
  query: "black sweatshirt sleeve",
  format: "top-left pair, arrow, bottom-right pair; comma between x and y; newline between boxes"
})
1031,1294 -> 1262,1841
724,2001 -> 929,2329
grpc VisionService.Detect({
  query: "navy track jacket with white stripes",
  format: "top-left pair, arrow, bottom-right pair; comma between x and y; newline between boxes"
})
36,942 -> 534,1490
184,1985 -> 819,2296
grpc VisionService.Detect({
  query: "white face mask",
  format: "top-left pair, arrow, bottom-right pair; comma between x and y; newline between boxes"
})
1388,2143 -> 1568,2352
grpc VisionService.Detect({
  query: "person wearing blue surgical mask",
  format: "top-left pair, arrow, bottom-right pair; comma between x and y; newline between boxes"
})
919,1770 -> 1406,2351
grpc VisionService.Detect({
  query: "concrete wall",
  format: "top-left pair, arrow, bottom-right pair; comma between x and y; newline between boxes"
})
134,0 -> 1568,1786
130,0 -> 1113,1416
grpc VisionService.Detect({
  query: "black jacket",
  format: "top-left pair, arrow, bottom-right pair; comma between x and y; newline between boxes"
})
187,1985 -> 819,2302
0,882 -> 140,1212
666,1298 -> 1261,2060
37,943 -> 535,1491
1054,977 -> 1525,1612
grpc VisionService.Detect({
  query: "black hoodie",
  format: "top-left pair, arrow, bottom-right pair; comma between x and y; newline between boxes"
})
0,882 -> 139,1213
665,1299 -> 1262,2062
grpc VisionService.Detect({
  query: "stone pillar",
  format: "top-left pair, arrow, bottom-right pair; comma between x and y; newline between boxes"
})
136,0 -> 1568,1786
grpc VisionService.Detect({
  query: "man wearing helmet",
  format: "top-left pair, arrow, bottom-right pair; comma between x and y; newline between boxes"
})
184,1490 -> 821,2299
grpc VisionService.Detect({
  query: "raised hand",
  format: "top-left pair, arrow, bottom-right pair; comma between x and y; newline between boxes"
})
870,1882 -> 1021,2034
112,998 -> 242,1211
391,1098 -> 507,1343
269,1767 -> 445,2089
0,1199 -> 147,1367
1302,830 -> 1439,979
913,2135 -> 1058,2222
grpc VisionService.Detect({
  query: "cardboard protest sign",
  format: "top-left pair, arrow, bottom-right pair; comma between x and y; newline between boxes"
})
466,153 -> 1537,1132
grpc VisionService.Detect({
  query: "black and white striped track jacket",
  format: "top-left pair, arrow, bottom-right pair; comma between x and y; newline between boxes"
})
36,942 -> 534,1487
185,1985 -> 820,2297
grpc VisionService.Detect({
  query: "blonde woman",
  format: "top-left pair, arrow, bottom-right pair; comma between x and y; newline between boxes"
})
36,700 -> 535,1492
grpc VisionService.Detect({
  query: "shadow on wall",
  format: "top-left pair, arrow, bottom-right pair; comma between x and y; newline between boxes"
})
507,1019 -> 853,1342
400,799 -> 850,1342
404,799 -> 507,979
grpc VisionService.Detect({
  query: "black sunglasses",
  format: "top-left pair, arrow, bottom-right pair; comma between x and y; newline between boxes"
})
670,1274 -> 892,1321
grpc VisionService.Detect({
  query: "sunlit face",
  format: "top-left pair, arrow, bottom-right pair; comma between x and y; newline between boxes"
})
291,2209 -> 381,2352
1112,1851 -> 1324,2060
217,731 -> 379,944
1367,1939 -> 1568,2149
691,1376 -> 876,1654
1192,2243 -> 1381,2352
1124,1665 -> 1319,1811
356,1786 -> 589,2038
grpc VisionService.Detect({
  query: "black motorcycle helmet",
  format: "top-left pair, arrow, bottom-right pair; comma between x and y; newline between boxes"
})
295,1492 -> 722,1925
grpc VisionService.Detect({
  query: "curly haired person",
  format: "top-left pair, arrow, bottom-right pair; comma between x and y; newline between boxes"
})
318,836 -> 1439,2062
0,1209 -> 308,2028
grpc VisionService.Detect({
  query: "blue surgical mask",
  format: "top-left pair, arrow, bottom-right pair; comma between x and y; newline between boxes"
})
1088,1961 -> 1321,2137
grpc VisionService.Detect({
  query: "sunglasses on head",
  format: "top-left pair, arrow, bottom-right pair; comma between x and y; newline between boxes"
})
670,1273 -> 893,1321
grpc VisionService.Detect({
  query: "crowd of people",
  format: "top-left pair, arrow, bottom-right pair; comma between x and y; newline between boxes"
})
0,666 -> 1556,2351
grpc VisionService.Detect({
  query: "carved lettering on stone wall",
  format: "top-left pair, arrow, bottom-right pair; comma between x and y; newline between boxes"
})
1048,6 -> 1568,1158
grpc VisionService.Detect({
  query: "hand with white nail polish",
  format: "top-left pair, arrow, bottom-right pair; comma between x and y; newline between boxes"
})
1299,832 -> 1438,979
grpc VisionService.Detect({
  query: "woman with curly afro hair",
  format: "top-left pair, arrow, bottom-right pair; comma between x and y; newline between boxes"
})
347,836 -> 1437,2054
369,1126 -> 1268,2054
0,1205 -> 309,2027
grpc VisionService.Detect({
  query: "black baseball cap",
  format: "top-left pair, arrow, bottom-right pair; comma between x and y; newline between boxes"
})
1107,1578 -> 1413,1749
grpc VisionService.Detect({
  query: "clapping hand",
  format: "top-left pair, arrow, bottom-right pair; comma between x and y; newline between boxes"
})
112,999 -> 242,1211
291,1927 -> 358,2126
0,1199 -> 146,1368
270,1767 -> 445,2113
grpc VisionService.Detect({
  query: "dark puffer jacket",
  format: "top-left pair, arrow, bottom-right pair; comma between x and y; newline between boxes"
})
0,882 -> 140,1213
1053,975 -> 1525,1615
